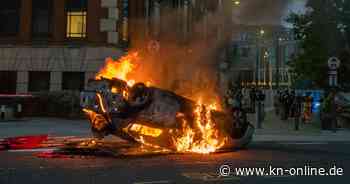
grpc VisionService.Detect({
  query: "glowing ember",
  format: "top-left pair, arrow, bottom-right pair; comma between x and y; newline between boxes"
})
83,108 -> 107,131
128,124 -> 163,138
88,52 -> 228,154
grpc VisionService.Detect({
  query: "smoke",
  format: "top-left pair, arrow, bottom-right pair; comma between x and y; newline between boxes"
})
232,0 -> 303,25
124,0 -> 300,103
127,2 -> 228,103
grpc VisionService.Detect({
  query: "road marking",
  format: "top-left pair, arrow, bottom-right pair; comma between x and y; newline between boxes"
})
182,172 -> 240,182
280,142 -> 328,145
134,180 -> 172,184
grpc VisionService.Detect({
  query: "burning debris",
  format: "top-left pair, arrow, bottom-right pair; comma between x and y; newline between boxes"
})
81,52 -> 255,154
0,52 -> 254,157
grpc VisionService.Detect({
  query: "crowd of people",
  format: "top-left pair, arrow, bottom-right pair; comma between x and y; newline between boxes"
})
274,90 -> 314,123
226,87 -> 265,111
225,85 -> 316,125
225,86 -> 267,125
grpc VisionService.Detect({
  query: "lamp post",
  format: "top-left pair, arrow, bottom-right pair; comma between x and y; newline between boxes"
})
255,29 -> 265,129
255,29 -> 265,86
328,57 -> 341,132
275,37 -> 282,89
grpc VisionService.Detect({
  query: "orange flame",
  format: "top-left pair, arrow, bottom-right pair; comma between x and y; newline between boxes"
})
95,52 -> 139,86
129,124 -> 163,138
173,101 -> 227,154
91,52 -> 227,154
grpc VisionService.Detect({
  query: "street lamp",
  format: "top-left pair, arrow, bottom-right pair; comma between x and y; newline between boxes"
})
255,29 -> 265,129
263,51 -> 270,87
260,29 -> 265,36
275,36 -> 283,89
256,29 -> 265,87
233,0 -> 240,6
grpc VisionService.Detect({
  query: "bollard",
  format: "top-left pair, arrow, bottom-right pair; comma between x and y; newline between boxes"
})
1,105 -> 5,120
256,101 -> 262,129
294,116 -> 300,131
17,104 -> 22,118
17,104 -> 22,113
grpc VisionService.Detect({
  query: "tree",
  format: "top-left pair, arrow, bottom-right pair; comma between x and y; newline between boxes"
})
287,0 -> 350,90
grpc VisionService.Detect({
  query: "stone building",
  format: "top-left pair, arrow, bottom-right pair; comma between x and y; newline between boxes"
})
0,0 -> 124,94
0,0 -> 230,94
227,25 -> 299,88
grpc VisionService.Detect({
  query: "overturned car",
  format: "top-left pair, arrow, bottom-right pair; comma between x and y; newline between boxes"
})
80,78 -> 254,153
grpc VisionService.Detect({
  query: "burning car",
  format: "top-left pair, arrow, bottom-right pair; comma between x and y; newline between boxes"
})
80,53 -> 254,154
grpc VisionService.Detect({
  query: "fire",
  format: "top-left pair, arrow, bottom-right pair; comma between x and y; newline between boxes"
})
91,52 -> 227,154
95,52 -> 139,86
83,108 -> 107,131
173,101 -> 227,154
128,124 -> 163,138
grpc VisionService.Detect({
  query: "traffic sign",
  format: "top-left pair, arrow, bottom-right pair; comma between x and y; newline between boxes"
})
328,70 -> 338,75
328,57 -> 341,70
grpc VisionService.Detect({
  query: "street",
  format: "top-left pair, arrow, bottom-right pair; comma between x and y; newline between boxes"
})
0,0 -> 349,183
1,118 -> 350,184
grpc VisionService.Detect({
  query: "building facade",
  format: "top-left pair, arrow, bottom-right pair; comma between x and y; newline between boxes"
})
0,0 -> 124,94
227,25 -> 299,88
0,0 -> 230,94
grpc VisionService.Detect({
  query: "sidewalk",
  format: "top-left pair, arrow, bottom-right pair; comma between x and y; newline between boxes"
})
249,110 -> 350,142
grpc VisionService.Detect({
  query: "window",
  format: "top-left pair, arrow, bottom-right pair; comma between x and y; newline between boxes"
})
28,72 -> 50,92
66,0 -> 87,38
32,0 -> 53,39
0,72 -> 17,94
62,72 -> 85,91
0,1 -> 21,36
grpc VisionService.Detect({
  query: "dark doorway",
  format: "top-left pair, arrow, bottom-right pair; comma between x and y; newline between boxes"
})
0,71 -> 17,94
62,72 -> 85,91
28,72 -> 50,92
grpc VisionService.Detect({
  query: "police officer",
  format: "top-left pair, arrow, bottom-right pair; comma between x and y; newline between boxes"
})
274,90 -> 281,115
289,90 -> 296,117
280,89 -> 288,120
249,87 -> 257,113
256,89 -> 266,122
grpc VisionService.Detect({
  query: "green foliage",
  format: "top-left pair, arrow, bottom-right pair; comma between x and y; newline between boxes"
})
287,0 -> 350,89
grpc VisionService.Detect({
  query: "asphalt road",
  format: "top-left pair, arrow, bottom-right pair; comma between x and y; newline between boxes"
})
1,119 -> 350,184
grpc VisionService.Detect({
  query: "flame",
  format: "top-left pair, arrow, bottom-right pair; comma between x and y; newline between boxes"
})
83,108 -> 108,131
128,124 -> 163,138
173,101 -> 227,154
89,52 -> 227,154
95,52 -> 139,87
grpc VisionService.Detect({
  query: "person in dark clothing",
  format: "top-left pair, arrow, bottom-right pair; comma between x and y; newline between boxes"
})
249,87 -> 257,113
288,90 -> 296,117
281,89 -> 290,120
274,90 -> 282,115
